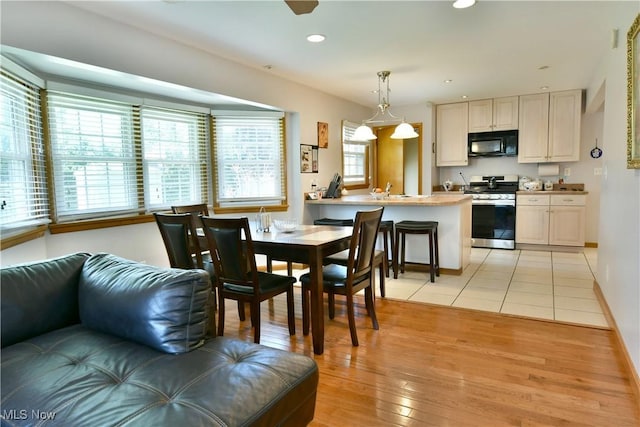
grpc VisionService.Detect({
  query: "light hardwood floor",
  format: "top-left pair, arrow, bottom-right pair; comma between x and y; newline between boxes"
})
218,291 -> 639,426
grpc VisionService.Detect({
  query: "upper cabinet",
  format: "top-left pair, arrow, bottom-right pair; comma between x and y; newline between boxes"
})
436,102 -> 468,166
468,96 -> 519,132
518,89 -> 582,163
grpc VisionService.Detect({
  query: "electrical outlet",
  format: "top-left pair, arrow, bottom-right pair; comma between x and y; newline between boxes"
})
563,167 -> 571,176
594,167 -> 602,176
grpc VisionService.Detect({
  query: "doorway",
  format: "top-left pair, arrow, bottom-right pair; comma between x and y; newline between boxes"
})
374,123 -> 422,194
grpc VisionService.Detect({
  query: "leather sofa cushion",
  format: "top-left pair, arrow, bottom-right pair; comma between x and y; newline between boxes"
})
0,326 -> 319,426
1,252 -> 90,348
79,253 -> 210,354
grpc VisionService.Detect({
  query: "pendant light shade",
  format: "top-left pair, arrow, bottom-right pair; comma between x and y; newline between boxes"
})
356,71 -> 419,140
353,124 -> 377,141
390,122 -> 419,139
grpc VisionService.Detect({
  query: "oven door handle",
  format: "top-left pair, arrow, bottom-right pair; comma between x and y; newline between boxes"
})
472,199 -> 516,206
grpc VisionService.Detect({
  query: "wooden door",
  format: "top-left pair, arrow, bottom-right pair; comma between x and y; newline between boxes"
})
375,126 -> 404,193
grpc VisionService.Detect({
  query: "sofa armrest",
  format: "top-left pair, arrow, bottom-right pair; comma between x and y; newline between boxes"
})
1,252 -> 90,348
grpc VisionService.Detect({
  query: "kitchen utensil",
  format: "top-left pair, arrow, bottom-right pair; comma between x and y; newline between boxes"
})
590,138 -> 603,159
488,176 -> 497,189
442,180 -> 453,191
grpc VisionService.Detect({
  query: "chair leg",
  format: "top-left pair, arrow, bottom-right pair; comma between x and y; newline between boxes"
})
345,293 -> 359,346
428,231 -> 435,283
217,291 -> 225,337
434,228 -> 440,277
400,232 -> 406,274
302,286 -> 310,335
287,261 -> 293,276
389,228 -> 395,277
286,288 -> 295,335
393,228 -> 400,279
237,301 -> 246,321
251,301 -> 261,343
328,292 -> 336,319
382,230 -> 390,278
378,256 -> 386,298
365,284 -> 379,330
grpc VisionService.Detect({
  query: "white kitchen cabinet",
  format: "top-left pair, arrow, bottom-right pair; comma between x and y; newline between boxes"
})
548,90 -> 582,162
515,195 -> 550,245
436,102 -> 468,166
517,93 -> 549,163
548,195 -> 586,246
518,90 -> 582,163
516,194 -> 586,246
468,97 -> 518,132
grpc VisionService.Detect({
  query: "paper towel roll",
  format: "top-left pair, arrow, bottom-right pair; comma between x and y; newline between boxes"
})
538,164 -> 559,176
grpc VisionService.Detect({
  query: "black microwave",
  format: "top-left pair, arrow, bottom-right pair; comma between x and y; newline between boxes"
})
468,130 -> 518,157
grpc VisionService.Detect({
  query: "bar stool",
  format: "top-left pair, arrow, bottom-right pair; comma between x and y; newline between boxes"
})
378,220 -> 394,278
393,220 -> 440,283
314,217 -> 388,297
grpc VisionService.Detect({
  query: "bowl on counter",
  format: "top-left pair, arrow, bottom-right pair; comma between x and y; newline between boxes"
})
272,218 -> 298,233
370,191 -> 389,200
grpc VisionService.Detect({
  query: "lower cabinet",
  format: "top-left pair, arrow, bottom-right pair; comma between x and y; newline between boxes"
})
516,194 -> 586,246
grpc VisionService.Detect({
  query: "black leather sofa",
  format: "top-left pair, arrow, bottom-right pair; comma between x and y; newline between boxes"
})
1,253 -> 318,426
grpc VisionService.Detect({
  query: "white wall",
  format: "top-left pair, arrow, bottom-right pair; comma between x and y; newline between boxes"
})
588,11 -> 640,379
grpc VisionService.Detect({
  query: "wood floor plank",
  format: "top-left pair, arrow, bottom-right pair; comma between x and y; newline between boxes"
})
217,292 -> 639,426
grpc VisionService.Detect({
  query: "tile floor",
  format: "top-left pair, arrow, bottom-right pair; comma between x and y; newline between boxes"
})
380,247 -> 607,328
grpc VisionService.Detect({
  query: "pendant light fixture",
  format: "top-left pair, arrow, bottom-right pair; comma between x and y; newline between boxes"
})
353,71 -> 419,141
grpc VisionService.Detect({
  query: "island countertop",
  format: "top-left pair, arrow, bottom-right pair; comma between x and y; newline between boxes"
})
305,193 -> 472,207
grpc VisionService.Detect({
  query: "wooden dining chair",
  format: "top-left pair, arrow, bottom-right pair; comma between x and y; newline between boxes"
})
300,207 -> 383,346
200,216 -> 297,344
154,212 -> 217,333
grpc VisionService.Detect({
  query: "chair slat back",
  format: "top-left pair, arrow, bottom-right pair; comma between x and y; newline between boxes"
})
171,204 -> 209,229
200,217 -> 259,291
154,213 -> 203,269
348,208 -> 384,286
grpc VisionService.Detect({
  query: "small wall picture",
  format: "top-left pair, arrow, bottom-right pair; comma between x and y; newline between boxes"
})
317,121 -> 328,148
300,144 -> 318,173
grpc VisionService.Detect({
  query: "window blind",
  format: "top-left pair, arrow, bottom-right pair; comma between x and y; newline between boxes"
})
342,120 -> 369,186
0,69 -> 49,233
212,115 -> 285,207
47,92 -> 140,221
142,106 -> 208,209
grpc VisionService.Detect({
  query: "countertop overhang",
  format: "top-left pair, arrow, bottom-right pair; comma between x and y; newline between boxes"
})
305,194 -> 472,206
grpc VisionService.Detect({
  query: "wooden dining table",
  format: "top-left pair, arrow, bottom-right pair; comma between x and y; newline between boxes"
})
200,224 -> 353,355
252,225 -> 352,355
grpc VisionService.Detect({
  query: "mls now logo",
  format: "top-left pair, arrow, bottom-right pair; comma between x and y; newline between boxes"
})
1,409 -> 56,421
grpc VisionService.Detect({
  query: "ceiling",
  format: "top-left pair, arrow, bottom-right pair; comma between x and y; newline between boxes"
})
3,1 -> 637,109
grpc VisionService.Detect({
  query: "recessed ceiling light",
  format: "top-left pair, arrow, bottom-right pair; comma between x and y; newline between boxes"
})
540,85 -> 549,90
306,34 -> 326,43
444,79 -> 453,83
453,0 -> 476,9
461,95 -> 468,99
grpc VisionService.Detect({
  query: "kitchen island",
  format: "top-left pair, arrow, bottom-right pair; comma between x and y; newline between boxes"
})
305,194 -> 472,273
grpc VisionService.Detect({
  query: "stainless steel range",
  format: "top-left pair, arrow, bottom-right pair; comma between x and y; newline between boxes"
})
465,174 -> 518,250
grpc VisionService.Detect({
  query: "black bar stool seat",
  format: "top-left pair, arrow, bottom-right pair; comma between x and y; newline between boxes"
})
393,220 -> 440,283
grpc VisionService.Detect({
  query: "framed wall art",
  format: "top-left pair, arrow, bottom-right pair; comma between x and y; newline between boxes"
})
627,13 -> 640,169
300,144 -> 318,173
317,121 -> 328,148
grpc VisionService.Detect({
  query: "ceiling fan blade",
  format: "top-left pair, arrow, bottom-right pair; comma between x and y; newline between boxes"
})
285,0 -> 319,15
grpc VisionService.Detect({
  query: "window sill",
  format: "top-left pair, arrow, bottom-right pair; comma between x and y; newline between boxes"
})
1,225 -> 48,250
48,214 -> 155,234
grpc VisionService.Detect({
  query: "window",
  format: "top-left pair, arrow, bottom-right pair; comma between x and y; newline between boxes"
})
212,113 -> 286,209
47,92 -> 139,221
47,92 -> 209,222
341,120 -> 370,188
142,107 -> 208,209
0,68 -> 48,234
